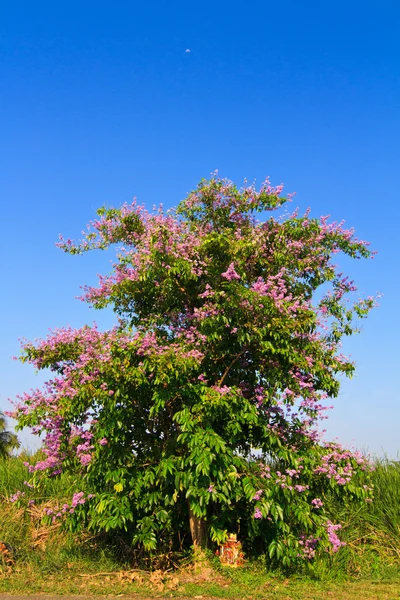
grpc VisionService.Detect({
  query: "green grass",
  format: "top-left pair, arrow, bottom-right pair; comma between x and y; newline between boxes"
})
0,562 -> 399,598
0,450 -> 75,498
367,457 -> 400,543
310,457 -> 400,580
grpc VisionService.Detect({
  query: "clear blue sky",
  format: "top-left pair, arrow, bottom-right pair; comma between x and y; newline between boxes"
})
1,1 -> 398,456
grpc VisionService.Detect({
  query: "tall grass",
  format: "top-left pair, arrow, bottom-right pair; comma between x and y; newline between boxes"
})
309,457 -> 400,580
0,451 -> 83,570
0,455 -> 126,580
0,455 -> 30,496
0,451 -> 75,499
367,457 -> 400,547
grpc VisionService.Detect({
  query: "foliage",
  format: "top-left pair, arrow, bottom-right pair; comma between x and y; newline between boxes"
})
8,174 -> 377,563
0,412 -> 19,459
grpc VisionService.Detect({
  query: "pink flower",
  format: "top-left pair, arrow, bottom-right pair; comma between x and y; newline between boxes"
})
221,262 -> 241,281
294,485 -> 308,493
212,385 -> 231,395
311,498 -> 324,509
10,490 -> 25,503
325,520 -> 345,552
251,277 -> 269,295
71,492 -> 86,507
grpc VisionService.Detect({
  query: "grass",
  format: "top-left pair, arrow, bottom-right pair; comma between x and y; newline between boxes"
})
0,451 -> 76,564
0,451 -> 75,498
0,453 -> 399,597
315,456 -> 400,580
0,562 -> 399,598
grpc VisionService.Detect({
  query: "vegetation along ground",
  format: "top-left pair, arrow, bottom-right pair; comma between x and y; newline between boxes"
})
0,453 -> 399,598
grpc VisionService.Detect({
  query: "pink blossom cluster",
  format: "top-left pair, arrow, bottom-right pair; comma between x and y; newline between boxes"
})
311,498 -> 324,509
44,491 -> 95,521
298,535 -> 320,559
221,262 -> 241,281
250,269 -> 311,318
62,204 -> 211,306
325,520 -> 346,552
74,430 -> 94,466
259,464 -> 272,479
211,385 -> 231,395
274,470 -> 310,492
253,490 -> 263,501
134,329 -> 204,363
180,174 -> 287,224
10,490 -> 25,503
8,320 -> 206,473
314,443 -> 371,485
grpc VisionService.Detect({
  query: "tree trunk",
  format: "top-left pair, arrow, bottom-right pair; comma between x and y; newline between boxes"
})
188,505 -> 208,550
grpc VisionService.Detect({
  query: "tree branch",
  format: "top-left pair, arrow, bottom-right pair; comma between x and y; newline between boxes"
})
218,349 -> 246,387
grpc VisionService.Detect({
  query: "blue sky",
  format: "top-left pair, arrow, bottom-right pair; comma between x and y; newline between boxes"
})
0,1 -> 398,456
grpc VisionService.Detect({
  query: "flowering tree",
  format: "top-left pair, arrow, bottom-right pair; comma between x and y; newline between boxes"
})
9,175 -> 376,564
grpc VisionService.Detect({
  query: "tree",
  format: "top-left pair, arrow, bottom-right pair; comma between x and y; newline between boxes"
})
9,175 -> 376,564
0,412 -> 19,458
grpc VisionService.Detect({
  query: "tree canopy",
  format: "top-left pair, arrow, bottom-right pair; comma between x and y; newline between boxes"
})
9,175 -> 376,564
